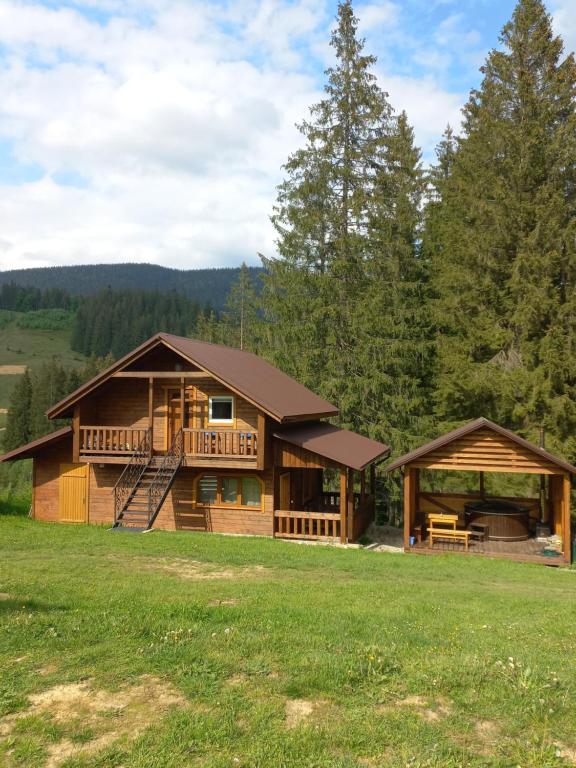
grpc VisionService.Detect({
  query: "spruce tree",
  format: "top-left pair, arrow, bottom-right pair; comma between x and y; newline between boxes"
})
222,262 -> 260,351
3,369 -> 32,451
261,0 -> 393,399
354,112 -> 433,450
429,0 -> 576,454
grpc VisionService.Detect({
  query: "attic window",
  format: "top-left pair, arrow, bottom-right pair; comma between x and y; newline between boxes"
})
208,396 -> 234,424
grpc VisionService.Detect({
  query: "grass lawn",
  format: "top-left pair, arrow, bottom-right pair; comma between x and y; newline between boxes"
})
1,517 -> 576,768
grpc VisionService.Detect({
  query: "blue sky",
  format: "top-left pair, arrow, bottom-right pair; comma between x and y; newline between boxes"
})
0,0 -> 573,270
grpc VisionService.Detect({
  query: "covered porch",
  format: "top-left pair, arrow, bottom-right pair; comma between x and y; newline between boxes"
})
386,418 -> 575,565
272,422 -> 389,544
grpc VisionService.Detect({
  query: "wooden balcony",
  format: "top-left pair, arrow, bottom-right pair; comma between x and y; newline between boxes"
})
79,426 -> 149,456
274,491 -> 374,543
182,428 -> 257,458
78,425 -> 258,466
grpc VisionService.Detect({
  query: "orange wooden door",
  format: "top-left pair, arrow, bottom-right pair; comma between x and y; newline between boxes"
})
59,464 -> 88,523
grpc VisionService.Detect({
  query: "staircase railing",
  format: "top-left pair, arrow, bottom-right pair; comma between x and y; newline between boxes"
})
146,428 -> 184,527
113,429 -> 151,524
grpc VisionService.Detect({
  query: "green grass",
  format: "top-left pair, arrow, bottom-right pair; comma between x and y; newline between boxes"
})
0,313 -> 87,410
1,518 -> 576,767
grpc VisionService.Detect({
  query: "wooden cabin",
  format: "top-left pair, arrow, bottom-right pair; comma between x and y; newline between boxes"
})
386,418 -> 575,565
0,333 -> 389,542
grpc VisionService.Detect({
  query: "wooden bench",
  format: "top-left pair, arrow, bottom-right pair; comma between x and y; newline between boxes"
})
427,513 -> 472,550
427,527 -> 472,550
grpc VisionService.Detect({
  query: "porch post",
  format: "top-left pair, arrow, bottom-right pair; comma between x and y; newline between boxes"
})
370,464 -> 376,522
339,468 -> 347,544
72,405 -> 80,463
360,469 -> 366,503
148,377 -> 154,456
403,466 -> 414,549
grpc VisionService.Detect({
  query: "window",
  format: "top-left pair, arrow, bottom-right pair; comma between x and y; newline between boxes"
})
208,396 -> 234,424
198,475 -> 217,505
241,477 -> 261,507
221,477 -> 239,505
195,474 -> 263,509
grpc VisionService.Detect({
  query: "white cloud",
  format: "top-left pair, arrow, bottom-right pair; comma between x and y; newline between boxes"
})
357,1 -> 399,33
552,0 -> 576,57
0,0 -> 469,270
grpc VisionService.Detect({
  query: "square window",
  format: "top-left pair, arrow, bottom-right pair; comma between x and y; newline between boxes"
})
198,475 -> 217,505
209,396 -> 234,423
221,477 -> 239,505
241,477 -> 261,508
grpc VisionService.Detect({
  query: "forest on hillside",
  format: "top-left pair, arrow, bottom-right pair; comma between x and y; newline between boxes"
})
0,264 -> 262,310
2,0 -> 576,505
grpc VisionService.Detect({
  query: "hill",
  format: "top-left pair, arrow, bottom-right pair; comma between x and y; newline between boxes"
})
0,310 -> 87,423
0,263 -> 263,309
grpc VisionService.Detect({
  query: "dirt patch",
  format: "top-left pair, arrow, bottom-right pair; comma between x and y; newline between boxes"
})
227,674 -> 247,687
0,593 -> 10,600
393,694 -> 452,722
0,675 -> 187,766
285,699 -> 316,728
555,743 -> 576,765
138,557 -> 269,581
0,408 -> 7,414
208,598 -> 241,606
0,365 -> 26,375
475,720 -> 499,739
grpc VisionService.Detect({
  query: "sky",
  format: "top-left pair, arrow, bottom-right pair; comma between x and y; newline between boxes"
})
0,0 -> 574,272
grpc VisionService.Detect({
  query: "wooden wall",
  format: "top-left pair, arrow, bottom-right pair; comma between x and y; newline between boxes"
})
33,438 -> 74,523
34,455 -> 274,536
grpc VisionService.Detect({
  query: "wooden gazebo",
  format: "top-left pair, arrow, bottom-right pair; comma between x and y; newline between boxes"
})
386,418 -> 575,565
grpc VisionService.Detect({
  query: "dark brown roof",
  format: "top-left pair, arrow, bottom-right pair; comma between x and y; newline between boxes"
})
274,422 -> 390,471
0,426 -> 72,462
385,417 -> 576,474
47,333 -> 339,423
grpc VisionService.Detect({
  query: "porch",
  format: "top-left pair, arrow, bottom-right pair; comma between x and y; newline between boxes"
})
272,422 -> 389,544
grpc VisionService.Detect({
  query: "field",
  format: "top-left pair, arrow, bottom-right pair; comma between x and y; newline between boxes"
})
1,517 -> 576,767
0,311 -> 86,412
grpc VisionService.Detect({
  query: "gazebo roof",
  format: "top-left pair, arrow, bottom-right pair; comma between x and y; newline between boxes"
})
386,418 -> 576,475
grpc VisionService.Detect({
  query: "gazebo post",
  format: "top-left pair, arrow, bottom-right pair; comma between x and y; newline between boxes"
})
339,468 -> 347,544
403,466 -> 415,549
563,473 -> 572,563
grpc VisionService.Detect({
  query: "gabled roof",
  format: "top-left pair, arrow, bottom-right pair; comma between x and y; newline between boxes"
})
385,417 -> 576,475
274,422 -> 390,471
47,333 -> 339,423
0,426 -> 72,462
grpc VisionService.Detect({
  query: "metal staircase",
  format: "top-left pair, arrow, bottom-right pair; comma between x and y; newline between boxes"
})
112,429 -> 183,531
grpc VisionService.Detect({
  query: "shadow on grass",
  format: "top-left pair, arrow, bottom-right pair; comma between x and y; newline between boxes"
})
0,597 -> 70,615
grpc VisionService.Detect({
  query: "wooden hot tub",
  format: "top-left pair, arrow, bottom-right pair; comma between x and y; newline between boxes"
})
464,499 -> 531,541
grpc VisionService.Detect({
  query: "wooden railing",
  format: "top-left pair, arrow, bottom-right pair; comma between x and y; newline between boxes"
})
80,426 -> 150,455
183,429 -> 258,458
274,510 -> 341,540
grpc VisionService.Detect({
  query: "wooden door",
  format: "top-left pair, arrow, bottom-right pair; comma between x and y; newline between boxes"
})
279,472 -> 291,511
167,389 -> 182,447
59,464 -> 88,523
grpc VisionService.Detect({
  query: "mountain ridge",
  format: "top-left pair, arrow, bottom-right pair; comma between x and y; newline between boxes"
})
0,263 -> 263,309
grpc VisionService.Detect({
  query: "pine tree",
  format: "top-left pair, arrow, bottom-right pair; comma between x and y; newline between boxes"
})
261,0 -> 393,400
222,262 -> 260,351
353,112 -> 433,449
3,369 -> 32,451
430,0 -> 576,455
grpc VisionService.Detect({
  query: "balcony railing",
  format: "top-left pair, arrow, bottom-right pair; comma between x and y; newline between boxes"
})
182,428 -> 258,458
78,425 -> 258,460
80,426 -> 150,455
